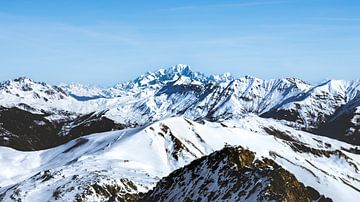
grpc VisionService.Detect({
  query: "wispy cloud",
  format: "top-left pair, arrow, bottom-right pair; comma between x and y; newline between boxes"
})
163,0 -> 287,11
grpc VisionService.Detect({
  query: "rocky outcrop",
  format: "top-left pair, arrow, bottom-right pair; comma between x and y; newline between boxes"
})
139,146 -> 332,202
0,106 -> 127,151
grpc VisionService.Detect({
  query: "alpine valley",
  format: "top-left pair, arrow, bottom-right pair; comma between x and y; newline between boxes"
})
0,64 -> 359,202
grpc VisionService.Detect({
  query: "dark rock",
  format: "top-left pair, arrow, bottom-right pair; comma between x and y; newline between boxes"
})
138,146 -> 332,202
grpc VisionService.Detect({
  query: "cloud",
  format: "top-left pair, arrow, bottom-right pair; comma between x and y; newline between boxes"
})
163,0 -> 287,11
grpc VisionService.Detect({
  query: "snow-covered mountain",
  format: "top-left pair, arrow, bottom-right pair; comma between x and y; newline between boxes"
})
1,117 -> 359,201
0,64 -> 359,201
1,64 -> 359,147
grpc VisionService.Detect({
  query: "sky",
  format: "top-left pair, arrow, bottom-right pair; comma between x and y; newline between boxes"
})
0,0 -> 359,86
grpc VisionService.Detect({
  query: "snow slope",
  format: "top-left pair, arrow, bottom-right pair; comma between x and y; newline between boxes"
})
1,116 -> 359,201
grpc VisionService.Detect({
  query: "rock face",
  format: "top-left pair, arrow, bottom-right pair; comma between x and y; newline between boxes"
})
315,96 -> 360,145
140,146 -> 332,202
0,106 -> 127,150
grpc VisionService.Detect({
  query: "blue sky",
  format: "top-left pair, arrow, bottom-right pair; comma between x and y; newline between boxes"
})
0,0 -> 359,85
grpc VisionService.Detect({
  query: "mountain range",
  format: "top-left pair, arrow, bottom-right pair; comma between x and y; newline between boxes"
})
0,64 -> 359,201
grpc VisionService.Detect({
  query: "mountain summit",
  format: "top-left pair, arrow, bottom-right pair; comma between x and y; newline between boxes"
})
123,64 -> 233,90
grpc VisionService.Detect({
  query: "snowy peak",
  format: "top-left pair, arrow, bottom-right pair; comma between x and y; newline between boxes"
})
167,64 -> 192,75
11,76 -> 33,83
266,79 -> 359,125
124,64 -> 235,90
0,76 -> 68,102
130,64 -> 207,88
60,83 -> 108,100
208,72 -> 233,83
1,76 -> 38,90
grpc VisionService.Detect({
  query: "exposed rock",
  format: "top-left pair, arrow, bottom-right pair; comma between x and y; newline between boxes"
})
139,146 -> 332,202
0,107 -> 128,151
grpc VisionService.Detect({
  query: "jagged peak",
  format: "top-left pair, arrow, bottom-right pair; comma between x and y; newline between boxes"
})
126,64 -> 207,88
284,77 -> 309,85
142,64 -> 193,77
244,75 -> 258,80
235,75 -> 263,84
13,76 -> 33,83
308,79 -> 351,95
125,64 -> 238,90
0,77 -> 51,87
169,64 -> 191,73
208,72 -> 233,82
1,76 -> 37,88
164,64 -> 201,79
0,77 -> 69,98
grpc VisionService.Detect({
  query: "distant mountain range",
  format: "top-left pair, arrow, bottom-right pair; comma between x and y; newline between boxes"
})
0,64 -> 359,201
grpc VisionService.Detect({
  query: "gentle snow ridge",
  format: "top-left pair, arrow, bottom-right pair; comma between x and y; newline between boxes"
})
0,116 -> 359,201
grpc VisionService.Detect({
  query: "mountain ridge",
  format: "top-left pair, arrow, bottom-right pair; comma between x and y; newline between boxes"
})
1,64 -> 359,147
